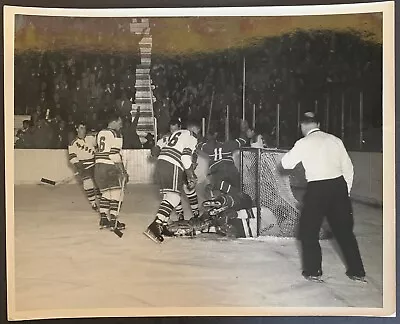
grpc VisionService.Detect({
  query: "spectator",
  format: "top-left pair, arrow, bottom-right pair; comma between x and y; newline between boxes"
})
31,118 -> 54,149
246,125 -> 265,148
116,91 -> 132,118
16,120 -> 31,139
142,133 -> 155,149
122,107 -> 142,149
53,120 -> 69,148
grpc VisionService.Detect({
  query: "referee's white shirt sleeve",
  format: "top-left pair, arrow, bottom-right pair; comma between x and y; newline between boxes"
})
281,130 -> 354,194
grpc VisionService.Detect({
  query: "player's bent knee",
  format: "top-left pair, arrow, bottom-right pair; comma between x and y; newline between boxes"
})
164,192 -> 181,208
83,178 -> 94,190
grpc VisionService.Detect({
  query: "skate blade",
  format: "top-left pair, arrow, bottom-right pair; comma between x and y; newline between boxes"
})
143,230 -> 163,244
304,276 -> 324,283
348,276 -> 368,283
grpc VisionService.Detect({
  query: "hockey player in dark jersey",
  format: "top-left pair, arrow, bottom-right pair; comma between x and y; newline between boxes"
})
151,118 -> 200,221
166,190 -> 255,239
198,119 -> 251,198
144,120 -> 201,244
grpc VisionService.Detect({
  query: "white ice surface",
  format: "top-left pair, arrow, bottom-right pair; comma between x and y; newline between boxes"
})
12,184 -> 383,313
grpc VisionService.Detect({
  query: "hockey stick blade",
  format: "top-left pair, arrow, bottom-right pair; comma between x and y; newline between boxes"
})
40,178 -> 56,186
113,228 -> 124,238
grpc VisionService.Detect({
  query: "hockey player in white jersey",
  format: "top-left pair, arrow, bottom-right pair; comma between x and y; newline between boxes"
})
144,119 -> 201,243
94,112 -> 128,231
151,118 -> 200,221
68,121 -> 101,211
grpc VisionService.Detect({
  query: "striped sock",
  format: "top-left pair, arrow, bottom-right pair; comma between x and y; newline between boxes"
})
156,200 -> 174,224
186,189 -> 199,216
94,187 -> 101,200
99,197 -> 110,218
85,188 -> 96,206
175,201 -> 184,217
109,200 -> 119,220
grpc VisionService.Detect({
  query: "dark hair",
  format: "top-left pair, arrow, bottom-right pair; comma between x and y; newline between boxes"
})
169,118 -> 181,128
106,111 -> 122,124
75,121 -> 86,128
300,111 -> 320,124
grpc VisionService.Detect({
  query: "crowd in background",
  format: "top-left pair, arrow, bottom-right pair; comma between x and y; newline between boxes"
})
14,52 -> 144,149
14,29 -> 383,151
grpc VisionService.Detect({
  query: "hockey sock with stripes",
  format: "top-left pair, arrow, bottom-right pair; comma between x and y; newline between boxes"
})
175,201 -> 184,218
156,200 -> 174,224
94,187 -> 101,201
85,188 -> 96,206
99,196 -> 110,218
185,188 -> 199,217
109,200 -> 119,220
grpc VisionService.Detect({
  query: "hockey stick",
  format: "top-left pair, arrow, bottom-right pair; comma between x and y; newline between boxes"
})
112,158 -> 128,238
39,165 -> 92,186
112,176 -> 125,238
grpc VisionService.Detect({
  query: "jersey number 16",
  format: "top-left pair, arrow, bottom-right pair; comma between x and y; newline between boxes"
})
168,132 -> 181,147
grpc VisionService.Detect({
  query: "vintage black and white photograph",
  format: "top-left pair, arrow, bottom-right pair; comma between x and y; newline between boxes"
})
4,1 -> 395,320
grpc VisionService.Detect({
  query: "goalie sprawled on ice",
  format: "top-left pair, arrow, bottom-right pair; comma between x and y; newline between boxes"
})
165,190 -> 257,239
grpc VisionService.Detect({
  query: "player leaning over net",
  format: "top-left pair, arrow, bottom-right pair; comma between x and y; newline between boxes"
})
68,122 -> 101,212
151,118 -> 200,221
198,119 -> 251,199
94,112 -> 128,231
144,120 -> 201,244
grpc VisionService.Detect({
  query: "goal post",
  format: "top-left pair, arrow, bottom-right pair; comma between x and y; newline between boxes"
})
239,147 -> 331,239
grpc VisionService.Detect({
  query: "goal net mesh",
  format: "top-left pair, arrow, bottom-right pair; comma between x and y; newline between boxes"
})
240,147 -> 331,239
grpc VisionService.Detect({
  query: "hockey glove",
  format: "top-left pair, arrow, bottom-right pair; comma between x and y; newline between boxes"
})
151,145 -> 161,158
74,162 -> 85,175
185,165 -> 197,190
186,177 -> 197,190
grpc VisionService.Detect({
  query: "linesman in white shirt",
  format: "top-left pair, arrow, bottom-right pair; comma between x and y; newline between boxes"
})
281,112 -> 365,283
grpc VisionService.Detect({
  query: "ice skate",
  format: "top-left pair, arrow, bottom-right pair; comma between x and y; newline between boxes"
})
161,224 -> 175,237
347,274 -> 367,283
144,220 -> 164,243
99,217 -> 110,229
109,218 -> 126,231
302,270 -> 324,283
177,213 -> 185,221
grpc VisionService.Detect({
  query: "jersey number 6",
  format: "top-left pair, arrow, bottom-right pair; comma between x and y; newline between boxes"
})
99,136 -> 106,152
168,132 -> 181,147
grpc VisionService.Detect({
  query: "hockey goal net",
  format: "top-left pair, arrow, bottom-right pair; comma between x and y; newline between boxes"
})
239,147 -> 331,239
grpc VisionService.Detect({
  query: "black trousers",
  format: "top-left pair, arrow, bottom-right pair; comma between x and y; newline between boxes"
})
299,176 -> 365,277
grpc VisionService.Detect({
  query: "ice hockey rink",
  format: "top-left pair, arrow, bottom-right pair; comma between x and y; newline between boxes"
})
12,182 -> 383,314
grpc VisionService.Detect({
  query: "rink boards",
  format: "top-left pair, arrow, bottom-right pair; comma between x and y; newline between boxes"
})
13,149 -> 382,205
